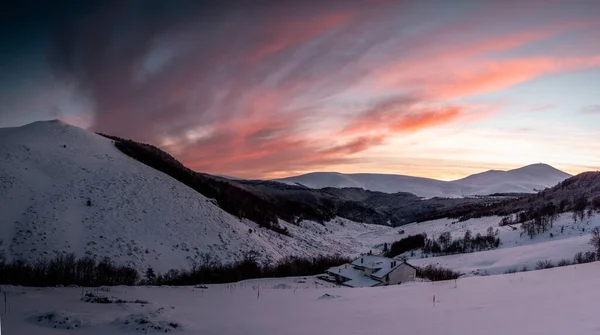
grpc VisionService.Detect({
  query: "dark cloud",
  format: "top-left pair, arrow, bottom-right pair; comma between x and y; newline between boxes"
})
48,0 -> 397,141
3,0 -> 599,177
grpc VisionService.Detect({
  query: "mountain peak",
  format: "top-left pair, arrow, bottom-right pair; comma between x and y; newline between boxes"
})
508,163 -> 571,176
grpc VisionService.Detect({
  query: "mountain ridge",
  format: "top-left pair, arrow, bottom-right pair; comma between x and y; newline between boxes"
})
276,163 -> 572,198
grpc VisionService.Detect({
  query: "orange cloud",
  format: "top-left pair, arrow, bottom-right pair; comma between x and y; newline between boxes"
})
390,107 -> 462,132
432,55 -> 600,99
341,95 -> 478,137
321,134 -> 387,155
368,20 -> 600,100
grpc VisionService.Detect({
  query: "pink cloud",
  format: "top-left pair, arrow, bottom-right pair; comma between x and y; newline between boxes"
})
47,1 -> 600,178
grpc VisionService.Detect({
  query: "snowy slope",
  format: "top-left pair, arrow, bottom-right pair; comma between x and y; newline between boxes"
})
452,163 -> 572,195
0,120 -> 387,272
360,212 -> 600,276
276,172 -> 468,198
276,164 -> 571,198
4,262 -> 600,335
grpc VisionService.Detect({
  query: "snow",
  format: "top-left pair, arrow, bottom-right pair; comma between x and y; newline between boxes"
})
327,264 -> 380,287
275,164 -> 571,198
4,262 -> 600,335
395,213 -> 600,276
0,120 -> 389,272
350,255 -> 400,279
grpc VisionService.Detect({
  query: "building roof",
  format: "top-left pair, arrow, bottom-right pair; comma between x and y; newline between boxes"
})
326,264 -> 380,287
327,255 -> 417,287
351,255 -> 418,279
351,255 -> 390,270
351,255 -> 400,279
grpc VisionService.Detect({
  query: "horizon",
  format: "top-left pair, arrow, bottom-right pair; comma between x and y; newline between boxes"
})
2,1 -> 600,180
3,117 -> 586,182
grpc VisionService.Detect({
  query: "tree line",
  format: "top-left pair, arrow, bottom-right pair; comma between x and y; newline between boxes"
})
0,253 -> 139,286
383,234 -> 426,258
383,228 -> 501,259
146,253 -> 352,285
422,227 -> 501,256
0,253 -> 350,287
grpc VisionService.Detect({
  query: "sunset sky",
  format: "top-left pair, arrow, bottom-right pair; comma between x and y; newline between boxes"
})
2,0 -> 600,180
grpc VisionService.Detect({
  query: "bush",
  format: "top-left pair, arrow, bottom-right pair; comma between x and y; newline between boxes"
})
504,267 -> 518,274
590,227 -> 600,254
416,264 -> 461,281
584,251 -> 597,263
556,259 -> 571,267
81,292 -> 148,304
535,260 -> 554,270
573,251 -> 597,264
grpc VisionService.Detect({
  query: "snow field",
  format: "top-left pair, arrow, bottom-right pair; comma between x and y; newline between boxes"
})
3,262 -> 600,335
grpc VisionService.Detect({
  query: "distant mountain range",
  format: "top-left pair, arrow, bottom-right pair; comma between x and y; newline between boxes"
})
276,164 -> 572,198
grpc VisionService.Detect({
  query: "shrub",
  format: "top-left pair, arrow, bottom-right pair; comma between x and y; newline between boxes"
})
535,260 -> 554,270
556,259 -> 571,267
590,227 -> 600,254
584,251 -> 597,263
81,292 -> 149,304
416,264 -> 461,281
504,267 -> 518,274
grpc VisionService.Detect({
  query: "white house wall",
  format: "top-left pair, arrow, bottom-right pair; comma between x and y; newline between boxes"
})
387,264 -> 417,285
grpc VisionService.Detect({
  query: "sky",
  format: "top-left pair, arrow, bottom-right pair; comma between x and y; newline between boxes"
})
1,0 -> 600,180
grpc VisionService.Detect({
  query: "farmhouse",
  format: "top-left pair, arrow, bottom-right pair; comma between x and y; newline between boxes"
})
326,255 -> 417,287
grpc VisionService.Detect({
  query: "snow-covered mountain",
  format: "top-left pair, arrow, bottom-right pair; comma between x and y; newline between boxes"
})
276,164 -> 571,198
276,172 -> 467,198
452,163 -> 572,195
0,120 -> 384,272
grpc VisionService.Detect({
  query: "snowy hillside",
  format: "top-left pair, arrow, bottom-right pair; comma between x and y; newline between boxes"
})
452,163 -> 572,195
400,213 -> 599,275
350,210 -> 599,276
4,262 -> 600,334
276,164 -> 571,198
0,120 -> 386,272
